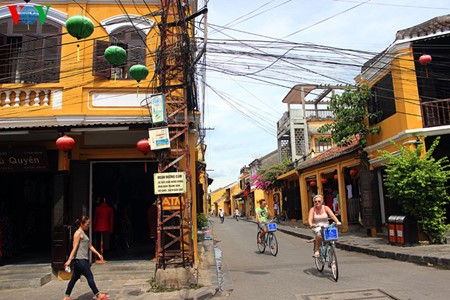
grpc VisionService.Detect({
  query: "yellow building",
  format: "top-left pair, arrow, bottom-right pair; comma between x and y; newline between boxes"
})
0,0 -> 203,272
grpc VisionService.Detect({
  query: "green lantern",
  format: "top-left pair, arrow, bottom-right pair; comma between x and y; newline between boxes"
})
66,15 -> 94,40
104,46 -> 127,66
130,64 -> 149,83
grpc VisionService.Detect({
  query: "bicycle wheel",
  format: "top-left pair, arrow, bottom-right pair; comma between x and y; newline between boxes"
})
313,243 -> 325,272
268,233 -> 278,256
257,230 -> 265,253
329,243 -> 339,281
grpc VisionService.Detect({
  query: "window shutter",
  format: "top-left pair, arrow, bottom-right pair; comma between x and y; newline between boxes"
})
0,34 -> 9,83
42,36 -> 60,82
92,39 -> 111,78
126,45 -> 146,78
18,34 -> 44,83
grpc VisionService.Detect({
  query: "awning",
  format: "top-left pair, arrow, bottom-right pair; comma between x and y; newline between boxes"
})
277,169 -> 299,181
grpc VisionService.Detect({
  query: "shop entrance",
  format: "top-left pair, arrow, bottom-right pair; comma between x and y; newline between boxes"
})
91,161 -> 157,261
0,173 -> 52,265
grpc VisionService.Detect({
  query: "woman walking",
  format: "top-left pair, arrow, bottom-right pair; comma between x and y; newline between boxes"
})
63,216 -> 109,300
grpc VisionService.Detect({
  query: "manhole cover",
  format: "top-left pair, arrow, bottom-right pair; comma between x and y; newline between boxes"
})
298,289 -> 399,300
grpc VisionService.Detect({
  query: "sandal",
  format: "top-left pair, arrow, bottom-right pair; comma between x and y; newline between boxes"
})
97,293 -> 109,300
312,252 -> 320,258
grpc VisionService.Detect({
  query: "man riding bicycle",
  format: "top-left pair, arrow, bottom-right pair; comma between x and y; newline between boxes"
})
256,199 -> 273,244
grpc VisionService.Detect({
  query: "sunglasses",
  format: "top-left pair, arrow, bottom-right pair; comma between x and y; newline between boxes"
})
314,200 -> 322,203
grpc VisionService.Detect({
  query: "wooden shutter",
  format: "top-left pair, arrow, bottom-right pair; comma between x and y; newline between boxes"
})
42,36 -> 60,82
92,39 -> 111,78
126,45 -> 146,78
18,34 -> 44,83
0,34 -> 9,83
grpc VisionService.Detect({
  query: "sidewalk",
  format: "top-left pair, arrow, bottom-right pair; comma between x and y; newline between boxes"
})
273,218 -> 450,270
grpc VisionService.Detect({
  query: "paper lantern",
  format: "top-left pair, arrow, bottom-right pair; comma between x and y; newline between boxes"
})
56,135 -> 75,170
104,46 -> 127,66
321,178 -> 328,185
350,169 -> 358,177
130,64 -> 149,96
334,174 -> 338,180
130,64 -> 149,83
66,15 -> 94,40
309,180 -> 317,187
419,54 -> 432,66
136,139 -> 151,172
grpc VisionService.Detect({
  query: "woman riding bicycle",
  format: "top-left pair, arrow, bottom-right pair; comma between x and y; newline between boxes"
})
256,199 -> 273,243
308,194 -> 341,257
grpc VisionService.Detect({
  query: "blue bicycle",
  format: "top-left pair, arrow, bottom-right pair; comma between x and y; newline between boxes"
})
257,221 -> 278,256
313,223 -> 339,281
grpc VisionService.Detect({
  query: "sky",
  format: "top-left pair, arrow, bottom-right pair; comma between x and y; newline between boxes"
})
199,0 -> 450,192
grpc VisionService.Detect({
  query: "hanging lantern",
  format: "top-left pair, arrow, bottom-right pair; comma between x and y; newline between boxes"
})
321,178 -> 328,185
137,139 -> 151,172
350,168 -> 358,177
56,135 -> 75,170
65,15 -> 94,61
419,54 -> 432,78
334,174 -> 338,180
104,46 -> 127,81
309,180 -> 317,187
130,64 -> 149,96
419,54 -> 432,66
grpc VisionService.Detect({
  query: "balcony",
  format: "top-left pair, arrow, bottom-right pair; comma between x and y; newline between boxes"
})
0,89 -> 54,107
421,98 -> 450,127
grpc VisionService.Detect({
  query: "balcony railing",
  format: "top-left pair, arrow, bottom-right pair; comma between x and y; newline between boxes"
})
421,98 -> 450,128
0,89 -> 51,107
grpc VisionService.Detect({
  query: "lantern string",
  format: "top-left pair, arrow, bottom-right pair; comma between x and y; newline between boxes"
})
77,44 -> 80,62
136,84 -> 139,97
144,156 -> 147,173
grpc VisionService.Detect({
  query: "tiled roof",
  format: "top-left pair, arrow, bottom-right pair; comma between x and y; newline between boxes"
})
396,14 -> 450,41
296,136 -> 361,171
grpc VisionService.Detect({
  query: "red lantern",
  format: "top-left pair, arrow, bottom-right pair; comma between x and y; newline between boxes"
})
321,178 -> 328,185
137,139 -> 151,172
309,180 -> 317,187
56,135 -> 75,170
419,54 -> 432,66
419,54 -> 432,78
350,169 -> 358,177
334,174 -> 338,180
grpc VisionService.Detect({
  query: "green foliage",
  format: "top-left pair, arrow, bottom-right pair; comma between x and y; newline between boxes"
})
379,137 -> 450,243
197,213 -> 209,229
251,157 -> 294,191
318,84 -> 381,147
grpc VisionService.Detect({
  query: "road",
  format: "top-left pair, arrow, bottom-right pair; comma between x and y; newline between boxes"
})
210,217 -> 450,300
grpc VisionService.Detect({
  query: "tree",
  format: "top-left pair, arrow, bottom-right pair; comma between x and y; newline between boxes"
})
251,158 -> 293,191
379,137 -> 450,244
318,84 -> 381,148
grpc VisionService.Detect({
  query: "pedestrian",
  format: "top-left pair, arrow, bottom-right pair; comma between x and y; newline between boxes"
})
63,216 -> 109,300
219,208 -> 224,223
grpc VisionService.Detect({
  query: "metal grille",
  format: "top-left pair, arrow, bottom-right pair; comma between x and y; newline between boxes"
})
279,138 -> 291,160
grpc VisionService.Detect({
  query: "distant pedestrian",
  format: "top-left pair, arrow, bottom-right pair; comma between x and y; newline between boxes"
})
64,216 -> 109,300
219,209 -> 225,223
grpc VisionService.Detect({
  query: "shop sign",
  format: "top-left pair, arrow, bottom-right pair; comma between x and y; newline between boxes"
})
148,127 -> 170,150
0,148 -> 49,172
154,172 -> 186,195
7,3 -> 51,25
162,196 -> 185,210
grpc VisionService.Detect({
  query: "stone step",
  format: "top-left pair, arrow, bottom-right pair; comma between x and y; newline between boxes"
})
81,260 -> 156,282
0,264 -> 52,290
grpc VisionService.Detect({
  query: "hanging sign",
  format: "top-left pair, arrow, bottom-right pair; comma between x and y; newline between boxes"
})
148,127 -> 170,150
8,3 -> 51,25
154,172 -> 186,195
149,94 -> 166,124
0,148 -> 49,172
162,196 -> 185,210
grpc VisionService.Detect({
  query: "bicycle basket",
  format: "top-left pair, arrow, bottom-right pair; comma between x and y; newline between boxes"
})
267,222 -> 277,232
322,226 -> 338,241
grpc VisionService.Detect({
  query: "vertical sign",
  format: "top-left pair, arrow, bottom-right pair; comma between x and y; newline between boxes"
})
150,93 -> 166,124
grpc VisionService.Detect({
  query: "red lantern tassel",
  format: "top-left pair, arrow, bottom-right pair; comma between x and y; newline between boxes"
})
64,154 -> 67,171
144,156 -> 147,173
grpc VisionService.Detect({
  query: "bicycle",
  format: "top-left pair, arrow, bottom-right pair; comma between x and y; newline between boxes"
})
256,221 -> 278,256
313,222 -> 339,281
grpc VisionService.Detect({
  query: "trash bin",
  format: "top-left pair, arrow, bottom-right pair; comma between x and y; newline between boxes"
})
387,215 -> 398,244
395,215 -> 418,245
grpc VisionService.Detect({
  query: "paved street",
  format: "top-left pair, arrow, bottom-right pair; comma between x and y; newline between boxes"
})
211,217 -> 450,300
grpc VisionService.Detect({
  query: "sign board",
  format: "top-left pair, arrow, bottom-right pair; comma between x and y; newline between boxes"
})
148,127 -> 170,150
162,196 -> 185,210
150,93 -> 166,124
0,148 -> 49,172
154,172 -> 186,195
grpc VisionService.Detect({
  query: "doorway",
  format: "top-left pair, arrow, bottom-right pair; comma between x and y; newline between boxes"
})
91,161 -> 158,261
